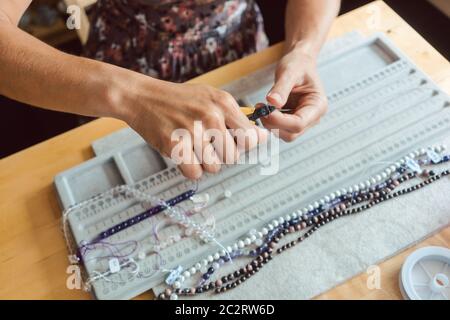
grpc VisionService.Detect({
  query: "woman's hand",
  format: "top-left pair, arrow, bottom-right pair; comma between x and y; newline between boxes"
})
121,79 -> 267,180
263,47 -> 328,142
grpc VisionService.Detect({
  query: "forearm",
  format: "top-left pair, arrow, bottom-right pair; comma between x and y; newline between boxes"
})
284,0 -> 340,56
0,19 -> 156,122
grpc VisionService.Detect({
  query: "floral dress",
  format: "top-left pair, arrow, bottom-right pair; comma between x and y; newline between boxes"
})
84,0 -> 269,82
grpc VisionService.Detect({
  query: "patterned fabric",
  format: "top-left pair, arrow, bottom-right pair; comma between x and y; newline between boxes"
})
84,0 -> 269,82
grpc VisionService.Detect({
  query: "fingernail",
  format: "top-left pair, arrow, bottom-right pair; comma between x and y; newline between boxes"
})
267,92 -> 282,105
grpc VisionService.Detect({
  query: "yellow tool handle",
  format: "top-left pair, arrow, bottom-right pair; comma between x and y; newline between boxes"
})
240,106 -> 255,117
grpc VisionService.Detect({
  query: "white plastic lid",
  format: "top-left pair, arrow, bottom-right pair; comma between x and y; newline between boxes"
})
400,246 -> 450,300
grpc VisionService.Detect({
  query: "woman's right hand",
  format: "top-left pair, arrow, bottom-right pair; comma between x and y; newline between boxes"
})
115,78 -> 268,180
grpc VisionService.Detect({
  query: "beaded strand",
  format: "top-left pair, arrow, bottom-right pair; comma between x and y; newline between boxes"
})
158,146 -> 448,300
159,168 -> 449,299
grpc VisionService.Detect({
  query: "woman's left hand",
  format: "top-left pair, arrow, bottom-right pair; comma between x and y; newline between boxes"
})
262,47 -> 328,142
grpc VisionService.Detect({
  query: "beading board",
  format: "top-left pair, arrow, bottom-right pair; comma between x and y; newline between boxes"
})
54,32 -> 450,300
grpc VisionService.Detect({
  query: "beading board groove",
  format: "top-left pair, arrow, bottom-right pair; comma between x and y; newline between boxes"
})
54,32 -> 450,300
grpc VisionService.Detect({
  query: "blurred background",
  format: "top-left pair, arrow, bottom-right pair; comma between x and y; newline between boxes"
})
1,0 -> 449,158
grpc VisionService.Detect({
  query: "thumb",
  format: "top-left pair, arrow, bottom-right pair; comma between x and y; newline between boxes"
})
267,71 -> 296,108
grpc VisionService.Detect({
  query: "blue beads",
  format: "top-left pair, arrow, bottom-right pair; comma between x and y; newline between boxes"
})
95,189 -> 196,241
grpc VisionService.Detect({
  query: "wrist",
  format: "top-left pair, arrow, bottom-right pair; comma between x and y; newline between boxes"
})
94,62 -> 157,124
284,39 -> 320,60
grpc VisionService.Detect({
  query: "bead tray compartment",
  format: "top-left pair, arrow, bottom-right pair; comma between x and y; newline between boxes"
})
54,32 -> 450,300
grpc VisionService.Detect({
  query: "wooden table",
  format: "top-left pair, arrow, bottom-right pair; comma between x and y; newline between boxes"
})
1,1 -> 449,300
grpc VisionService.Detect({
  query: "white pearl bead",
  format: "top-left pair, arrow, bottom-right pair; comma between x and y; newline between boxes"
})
233,243 -> 239,250
226,246 -> 233,253
307,205 -> 314,211
330,193 -> 336,200
238,240 -> 245,248
201,259 -> 208,266
272,220 -> 279,227
224,189 -> 233,198
170,293 -> 178,300
189,267 -> 196,274
255,239 -> 263,246
183,271 -> 190,278
250,235 -> 256,242
257,232 -> 263,239
249,229 -> 257,235
278,217 -> 284,224
285,214 -> 291,221
207,255 -> 214,262
262,228 -> 269,235
200,266 -> 207,273
267,224 -> 274,231
195,263 -> 201,270
324,195 -> 331,202
138,251 -> 146,260
214,253 -> 220,260
291,212 -> 298,219
212,262 -> 220,270
244,238 -> 251,245
370,178 -> 376,184
173,281 -> 181,289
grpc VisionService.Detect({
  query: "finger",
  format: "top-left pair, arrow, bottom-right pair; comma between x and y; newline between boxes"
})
168,133 -> 203,180
211,126 -> 240,165
222,97 -> 266,151
192,121 -> 222,173
293,101 -> 327,129
178,150 -> 203,180
262,92 -> 327,134
267,70 -> 297,108
269,118 -> 319,142
193,134 -> 222,174
278,129 -> 301,143
259,110 -> 305,133
203,110 -> 240,164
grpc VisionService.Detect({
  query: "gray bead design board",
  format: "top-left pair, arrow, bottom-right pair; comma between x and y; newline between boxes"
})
54,32 -> 450,300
